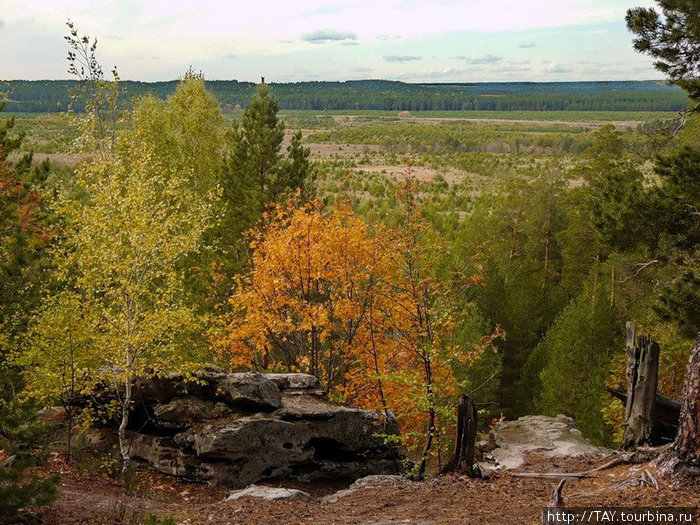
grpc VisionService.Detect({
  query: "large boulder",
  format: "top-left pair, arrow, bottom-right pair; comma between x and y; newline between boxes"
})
72,370 -> 282,410
74,370 -> 401,487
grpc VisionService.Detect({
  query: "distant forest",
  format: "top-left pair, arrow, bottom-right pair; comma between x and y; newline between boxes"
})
0,79 -> 690,113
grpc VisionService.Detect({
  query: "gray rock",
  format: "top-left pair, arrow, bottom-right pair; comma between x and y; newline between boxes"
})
1,455 -> 17,468
186,399 -> 398,486
130,433 -> 205,480
76,371 -> 282,410
320,488 -> 355,504
36,406 -> 70,424
264,373 -> 319,391
218,372 -> 282,410
223,484 -> 311,502
350,474 -> 406,487
276,395 -> 399,451
72,371 -> 402,487
134,372 -> 187,403
152,397 -> 232,427
83,428 -> 119,453
321,474 -> 407,504
481,414 -> 612,470
194,415 -> 314,462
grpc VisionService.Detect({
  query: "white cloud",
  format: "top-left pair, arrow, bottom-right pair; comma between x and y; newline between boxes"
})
495,61 -> 532,73
544,61 -> 572,74
456,54 -> 502,65
384,55 -> 422,62
0,0 -> 662,81
300,29 -> 357,43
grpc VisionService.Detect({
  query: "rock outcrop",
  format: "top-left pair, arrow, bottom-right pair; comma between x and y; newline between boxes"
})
76,371 -> 400,487
477,414 -> 612,471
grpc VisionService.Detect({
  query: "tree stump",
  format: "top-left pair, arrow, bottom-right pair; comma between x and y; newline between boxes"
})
607,387 -> 679,442
621,321 -> 661,449
443,394 -> 479,476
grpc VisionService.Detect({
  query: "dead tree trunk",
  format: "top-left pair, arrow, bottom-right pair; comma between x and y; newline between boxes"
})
607,387 -> 679,443
621,321 -> 661,449
442,394 -> 479,476
657,332 -> 700,481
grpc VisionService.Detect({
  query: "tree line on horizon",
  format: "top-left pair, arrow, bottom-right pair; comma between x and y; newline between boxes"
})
1,78 -> 690,113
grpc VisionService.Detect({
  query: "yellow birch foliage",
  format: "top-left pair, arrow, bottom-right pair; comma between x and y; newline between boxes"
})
22,125 -> 213,406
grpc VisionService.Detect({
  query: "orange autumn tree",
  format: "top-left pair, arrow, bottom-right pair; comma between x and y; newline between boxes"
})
369,178 -> 503,479
225,194 -> 502,476
226,198 -> 381,388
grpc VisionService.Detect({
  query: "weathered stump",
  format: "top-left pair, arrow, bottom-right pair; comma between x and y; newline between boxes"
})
621,321 -> 661,449
443,394 -> 479,476
607,387 -> 679,442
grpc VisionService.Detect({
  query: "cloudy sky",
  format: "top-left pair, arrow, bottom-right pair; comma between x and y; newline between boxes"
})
1,0 -> 660,82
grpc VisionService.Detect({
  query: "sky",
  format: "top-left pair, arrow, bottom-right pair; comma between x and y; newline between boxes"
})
1,0 -> 662,83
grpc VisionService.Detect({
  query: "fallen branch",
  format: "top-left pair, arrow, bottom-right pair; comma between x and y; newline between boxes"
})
550,479 -> 566,508
588,446 -> 667,473
510,472 -> 592,480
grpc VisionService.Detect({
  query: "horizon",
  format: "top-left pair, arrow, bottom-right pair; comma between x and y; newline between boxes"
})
1,0 -> 660,83
1,78 -> 670,85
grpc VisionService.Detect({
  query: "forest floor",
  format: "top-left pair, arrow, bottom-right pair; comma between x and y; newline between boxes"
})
41,452 -> 700,524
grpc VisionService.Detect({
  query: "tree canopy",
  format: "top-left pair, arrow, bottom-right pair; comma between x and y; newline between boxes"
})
627,0 -> 700,100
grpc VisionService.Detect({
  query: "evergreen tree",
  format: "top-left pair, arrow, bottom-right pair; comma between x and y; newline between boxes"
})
626,0 -> 700,338
0,107 -> 57,522
228,82 -> 285,204
581,125 -> 645,252
462,173 -> 569,414
644,138 -> 700,337
0,368 -> 59,523
536,274 -> 619,445
626,0 -> 700,100
216,82 -> 314,274
280,130 -> 315,201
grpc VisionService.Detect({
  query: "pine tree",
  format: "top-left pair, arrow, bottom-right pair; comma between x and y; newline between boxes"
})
626,0 -> 700,101
0,368 -> 59,523
536,274 -> 619,445
627,0 -> 700,482
216,82 -> 314,275
0,104 -> 57,524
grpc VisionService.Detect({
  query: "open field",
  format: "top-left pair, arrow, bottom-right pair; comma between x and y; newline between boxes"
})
8,109 -> 666,213
12,108 -> 675,157
281,108 -> 679,125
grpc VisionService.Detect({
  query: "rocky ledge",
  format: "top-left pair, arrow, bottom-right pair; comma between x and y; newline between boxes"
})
76,371 -> 401,487
477,414 -> 612,471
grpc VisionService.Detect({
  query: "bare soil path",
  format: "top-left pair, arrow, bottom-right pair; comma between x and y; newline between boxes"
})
44,453 -> 700,524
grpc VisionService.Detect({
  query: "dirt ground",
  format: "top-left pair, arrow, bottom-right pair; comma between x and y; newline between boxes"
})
42,452 -> 700,525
